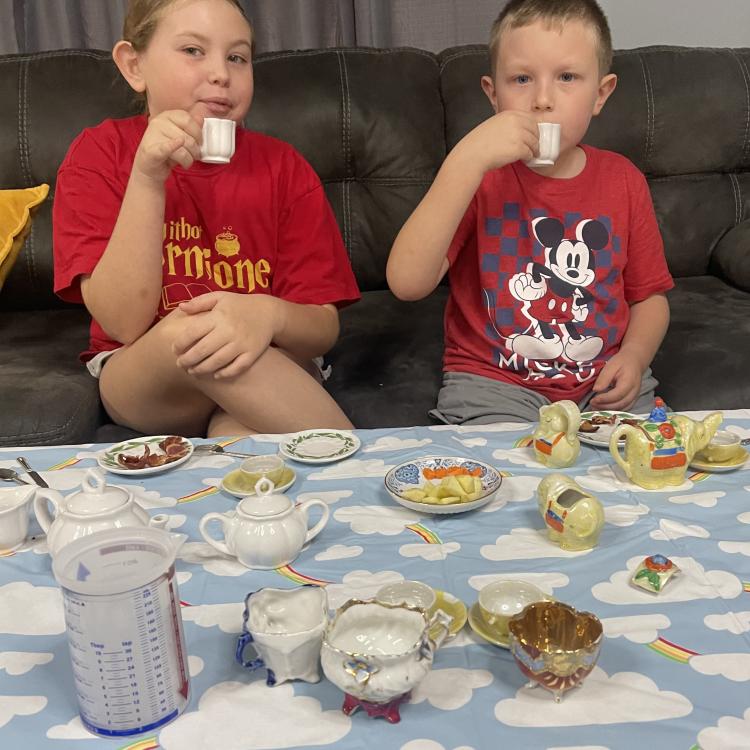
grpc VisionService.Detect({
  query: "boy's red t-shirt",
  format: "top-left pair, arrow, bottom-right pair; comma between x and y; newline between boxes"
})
445,144 -> 674,403
53,116 -> 360,360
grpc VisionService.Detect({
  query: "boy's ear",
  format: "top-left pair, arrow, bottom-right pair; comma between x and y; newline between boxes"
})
481,75 -> 500,113
592,73 -> 617,116
112,40 -> 146,93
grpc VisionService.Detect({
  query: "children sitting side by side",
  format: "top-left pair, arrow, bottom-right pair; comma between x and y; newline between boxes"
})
53,0 -> 359,438
387,0 -> 673,424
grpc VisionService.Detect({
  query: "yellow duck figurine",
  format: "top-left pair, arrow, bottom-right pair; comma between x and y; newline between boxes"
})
533,400 -> 581,469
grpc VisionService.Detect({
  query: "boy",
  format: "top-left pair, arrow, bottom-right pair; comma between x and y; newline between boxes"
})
387,0 -> 672,424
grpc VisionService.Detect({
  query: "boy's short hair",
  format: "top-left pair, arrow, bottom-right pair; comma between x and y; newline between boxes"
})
489,0 -> 613,77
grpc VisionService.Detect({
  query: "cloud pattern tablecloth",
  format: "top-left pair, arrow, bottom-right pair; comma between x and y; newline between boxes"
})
1,412 -> 750,750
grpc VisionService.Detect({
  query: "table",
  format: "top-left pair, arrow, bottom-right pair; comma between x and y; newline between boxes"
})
1,412 -> 749,750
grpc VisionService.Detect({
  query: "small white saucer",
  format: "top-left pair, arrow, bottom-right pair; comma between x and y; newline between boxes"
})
220,467 -> 296,498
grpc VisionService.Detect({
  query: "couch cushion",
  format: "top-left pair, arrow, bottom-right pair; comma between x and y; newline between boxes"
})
327,288 -> 447,427
652,276 -> 750,410
0,308 -> 101,445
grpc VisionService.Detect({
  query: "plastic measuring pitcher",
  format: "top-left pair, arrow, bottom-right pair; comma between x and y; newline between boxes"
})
52,527 -> 190,738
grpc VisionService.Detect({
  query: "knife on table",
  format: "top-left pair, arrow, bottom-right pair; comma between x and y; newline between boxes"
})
16,457 -> 49,488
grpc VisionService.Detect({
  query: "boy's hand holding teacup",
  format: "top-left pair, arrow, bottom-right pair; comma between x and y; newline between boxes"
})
457,110 -> 539,174
133,110 -> 203,182
173,292 -> 281,380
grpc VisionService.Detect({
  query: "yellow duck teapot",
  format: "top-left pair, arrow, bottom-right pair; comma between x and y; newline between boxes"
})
609,398 -> 722,489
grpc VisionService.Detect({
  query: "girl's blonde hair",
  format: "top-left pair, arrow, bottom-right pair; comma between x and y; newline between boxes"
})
123,0 -> 253,53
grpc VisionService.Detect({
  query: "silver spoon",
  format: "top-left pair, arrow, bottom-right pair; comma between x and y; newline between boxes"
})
194,444 -> 258,459
0,468 -> 32,485
742,438 -> 750,446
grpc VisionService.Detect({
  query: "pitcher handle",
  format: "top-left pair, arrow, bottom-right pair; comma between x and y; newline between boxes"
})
422,609 -> 453,655
32,489 -> 63,534
609,425 -> 629,477
299,500 -> 330,544
198,513 -> 232,556
235,632 -> 265,671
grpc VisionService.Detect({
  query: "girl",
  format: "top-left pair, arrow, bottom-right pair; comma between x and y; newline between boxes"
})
53,0 -> 359,437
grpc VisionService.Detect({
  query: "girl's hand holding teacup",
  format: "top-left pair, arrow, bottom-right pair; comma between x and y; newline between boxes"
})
133,110 -> 203,182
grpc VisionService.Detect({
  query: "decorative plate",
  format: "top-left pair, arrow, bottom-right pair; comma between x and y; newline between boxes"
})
467,602 -> 510,649
578,410 -> 640,448
689,447 -> 749,473
97,435 -> 194,476
279,430 -> 360,464
384,456 -> 502,515
220,466 -> 296,498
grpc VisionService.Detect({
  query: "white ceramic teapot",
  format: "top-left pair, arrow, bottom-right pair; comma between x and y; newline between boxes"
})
34,468 -> 168,557
199,478 -> 330,569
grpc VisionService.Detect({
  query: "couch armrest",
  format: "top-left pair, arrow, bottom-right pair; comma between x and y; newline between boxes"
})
711,220 -> 750,293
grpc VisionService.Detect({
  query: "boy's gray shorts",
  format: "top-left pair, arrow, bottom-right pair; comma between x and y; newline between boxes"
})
429,368 -> 660,425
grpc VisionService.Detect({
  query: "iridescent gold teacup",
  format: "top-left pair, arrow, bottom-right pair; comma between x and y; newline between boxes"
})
508,600 -> 603,703
477,580 -> 550,642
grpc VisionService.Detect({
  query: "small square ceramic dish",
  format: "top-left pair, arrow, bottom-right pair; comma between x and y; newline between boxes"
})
384,456 -> 502,514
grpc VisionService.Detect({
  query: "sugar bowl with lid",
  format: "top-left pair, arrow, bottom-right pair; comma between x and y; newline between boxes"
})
34,468 -> 168,557
199,478 -> 330,569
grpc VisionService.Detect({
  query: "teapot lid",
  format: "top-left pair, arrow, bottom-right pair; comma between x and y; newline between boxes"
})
646,397 -> 669,424
66,468 -> 130,515
237,478 -> 292,517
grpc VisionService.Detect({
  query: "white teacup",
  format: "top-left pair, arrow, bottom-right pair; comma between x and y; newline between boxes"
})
236,586 -> 328,686
200,117 -> 236,163
478,579 -> 550,640
375,580 -> 437,612
526,122 -> 561,167
0,485 -> 35,551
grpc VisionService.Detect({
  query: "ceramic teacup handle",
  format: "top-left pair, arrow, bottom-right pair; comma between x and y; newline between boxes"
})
198,513 -> 232,556
235,632 -> 265,671
32,488 -> 64,534
299,500 -> 330,544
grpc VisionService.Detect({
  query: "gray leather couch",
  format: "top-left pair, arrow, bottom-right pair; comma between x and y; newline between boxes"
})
2,45 -> 750,446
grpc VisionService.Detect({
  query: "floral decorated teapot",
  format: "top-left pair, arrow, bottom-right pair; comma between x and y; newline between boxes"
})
532,400 -> 581,469
199,478 -> 330,569
609,399 -> 722,489
33,468 -> 168,557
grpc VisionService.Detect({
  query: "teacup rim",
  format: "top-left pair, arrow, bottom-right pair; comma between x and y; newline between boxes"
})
507,600 -> 604,653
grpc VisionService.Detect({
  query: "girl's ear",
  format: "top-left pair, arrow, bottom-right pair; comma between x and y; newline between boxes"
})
481,75 -> 500,113
112,40 -> 146,93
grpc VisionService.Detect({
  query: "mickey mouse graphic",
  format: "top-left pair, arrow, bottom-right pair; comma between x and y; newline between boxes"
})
508,216 -> 607,362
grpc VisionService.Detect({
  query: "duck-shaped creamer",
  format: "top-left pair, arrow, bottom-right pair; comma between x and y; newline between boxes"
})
532,400 -> 581,469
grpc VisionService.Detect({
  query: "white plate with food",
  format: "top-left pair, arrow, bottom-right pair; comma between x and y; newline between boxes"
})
279,429 -> 360,464
578,411 -> 641,448
97,435 -> 194,476
384,456 -> 502,514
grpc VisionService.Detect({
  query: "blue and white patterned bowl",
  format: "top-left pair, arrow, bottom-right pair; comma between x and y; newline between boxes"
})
384,456 -> 502,515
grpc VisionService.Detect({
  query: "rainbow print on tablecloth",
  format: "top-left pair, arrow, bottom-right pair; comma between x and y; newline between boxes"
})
118,736 -> 159,750
743,581 -> 750,593
687,470 -> 711,483
275,564 -> 332,587
406,523 -> 442,544
46,456 -> 81,471
178,486 -> 219,504
646,636 -> 700,663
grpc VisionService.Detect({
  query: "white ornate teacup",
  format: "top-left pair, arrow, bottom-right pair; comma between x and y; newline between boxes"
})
0,485 -> 35,551
478,580 -> 551,642
236,586 -> 328,686
199,478 -> 329,569
375,580 -> 436,612
33,469 -> 168,557
320,599 -> 451,723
